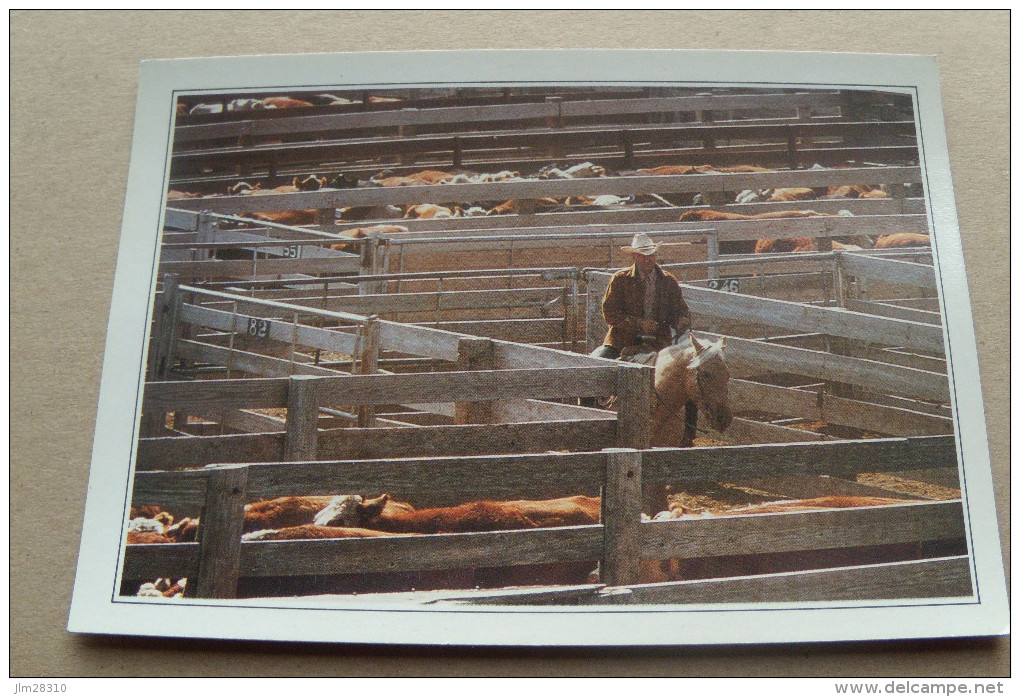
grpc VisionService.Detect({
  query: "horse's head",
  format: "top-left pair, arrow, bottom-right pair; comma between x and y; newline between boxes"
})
686,334 -> 734,433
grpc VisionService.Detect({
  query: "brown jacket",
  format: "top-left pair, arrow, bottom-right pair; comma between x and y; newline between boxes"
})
601,264 -> 691,349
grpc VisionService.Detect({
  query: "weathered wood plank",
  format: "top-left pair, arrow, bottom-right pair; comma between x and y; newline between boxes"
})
426,584 -> 605,606
376,320 -> 462,361
845,298 -> 942,324
895,468 -> 961,490
641,435 -> 957,483
728,379 -> 953,437
841,253 -> 937,290
159,256 -> 361,277
167,167 -> 923,213
136,432 -> 284,471
312,367 -> 620,406
322,287 -> 563,315
144,377 -> 290,413
615,364 -> 654,449
683,285 -> 945,354
825,340 -> 948,375
172,124 -> 913,176
141,275 -> 183,437
729,475 -> 927,501
173,92 -> 849,142
681,214 -> 929,242
602,450 -> 644,586
421,318 -> 564,343
240,525 -> 603,576
164,208 -> 200,231
192,465 -> 248,598
175,340 -> 344,378
144,368 -> 618,415
716,334 -> 951,402
171,120 -> 915,176
489,399 -> 616,424
121,543 -> 200,581
299,197 -> 926,235
379,215 -> 929,247
492,338 -> 618,370
184,408 -> 283,435
179,304 -> 360,356
130,469 -> 209,518
316,419 -> 617,461
711,417 -> 831,444
241,451 -> 606,505
600,556 -> 973,605
641,500 -> 964,560
283,376 -> 321,460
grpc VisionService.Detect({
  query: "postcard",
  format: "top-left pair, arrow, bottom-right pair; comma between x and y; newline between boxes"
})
67,49 -> 1008,646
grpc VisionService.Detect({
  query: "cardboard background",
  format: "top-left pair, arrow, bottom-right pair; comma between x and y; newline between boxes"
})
10,10 -> 1008,676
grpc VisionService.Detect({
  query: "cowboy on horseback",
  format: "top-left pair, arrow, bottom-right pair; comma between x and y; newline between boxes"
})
590,232 -> 692,360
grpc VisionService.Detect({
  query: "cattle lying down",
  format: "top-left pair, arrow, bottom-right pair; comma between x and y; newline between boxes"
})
403,203 -> 459,219
313,493 -> 601,533
242,525 -> 404,541
826,184 -> 888,199
229,177 -> 326,226
875,233 -> 931,248
123,495 -> 601,597
637,495 -> 964,585
261,96 -> 314,109
680,208 -> 865,254
136,578 -> 187,599
329,224 -> 408,253
242,495 -> 339,532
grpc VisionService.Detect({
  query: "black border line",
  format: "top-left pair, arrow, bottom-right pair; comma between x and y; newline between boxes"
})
101,76 -> 988,629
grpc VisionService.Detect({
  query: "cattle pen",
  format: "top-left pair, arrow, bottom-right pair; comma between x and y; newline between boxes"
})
118,84 -> 971,607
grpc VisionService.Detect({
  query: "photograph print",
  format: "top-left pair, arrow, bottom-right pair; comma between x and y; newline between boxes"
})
69,50 -> 1008,646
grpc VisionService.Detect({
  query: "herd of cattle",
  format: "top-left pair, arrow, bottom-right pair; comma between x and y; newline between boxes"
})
168,160 -> 931,255
148,105 -> 938,598
126,491 -> 955,599
177,94 -> 404,115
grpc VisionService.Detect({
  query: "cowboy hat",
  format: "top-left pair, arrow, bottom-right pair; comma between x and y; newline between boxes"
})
621,232 -> 660,255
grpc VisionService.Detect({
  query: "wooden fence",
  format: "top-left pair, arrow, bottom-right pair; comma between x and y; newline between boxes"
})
167,166 -> 924,215
584,249 -> 949,443
173,89 -> 856,144
122,435 -> 969,603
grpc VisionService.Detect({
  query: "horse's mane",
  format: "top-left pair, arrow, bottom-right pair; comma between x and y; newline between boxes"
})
660,332 -> 726,370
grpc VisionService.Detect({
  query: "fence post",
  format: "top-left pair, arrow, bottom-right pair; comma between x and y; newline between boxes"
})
357,318 -> 381,428
615,363 -> 663,514
585,271 -> 611,353
601,448 -> 643,587
284,375 -> 321,460
786,124 -> 799,170
833,253 -> 848,308
454,337 -> 494,424
706,233 -> 720,281
359,235 -> 379,295
141,273 -> 182,436
615,364 -> 653,449
195,212 -> 214,262
544,96 -> 564,159
192,464 -> 248,599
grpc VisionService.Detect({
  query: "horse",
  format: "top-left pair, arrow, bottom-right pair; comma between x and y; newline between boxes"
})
644,332 -> 734,447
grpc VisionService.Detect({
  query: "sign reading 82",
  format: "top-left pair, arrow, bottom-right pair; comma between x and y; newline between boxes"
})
247,317 -> 271,338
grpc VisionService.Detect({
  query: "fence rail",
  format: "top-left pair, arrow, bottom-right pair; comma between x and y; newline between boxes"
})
167,167 -> 923,213
122,435 -> 966,602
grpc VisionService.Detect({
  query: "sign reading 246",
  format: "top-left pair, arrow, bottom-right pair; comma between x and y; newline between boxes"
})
707,278 -> 740,293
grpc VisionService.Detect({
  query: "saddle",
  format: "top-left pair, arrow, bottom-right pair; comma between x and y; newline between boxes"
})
618,330 -> 693,366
